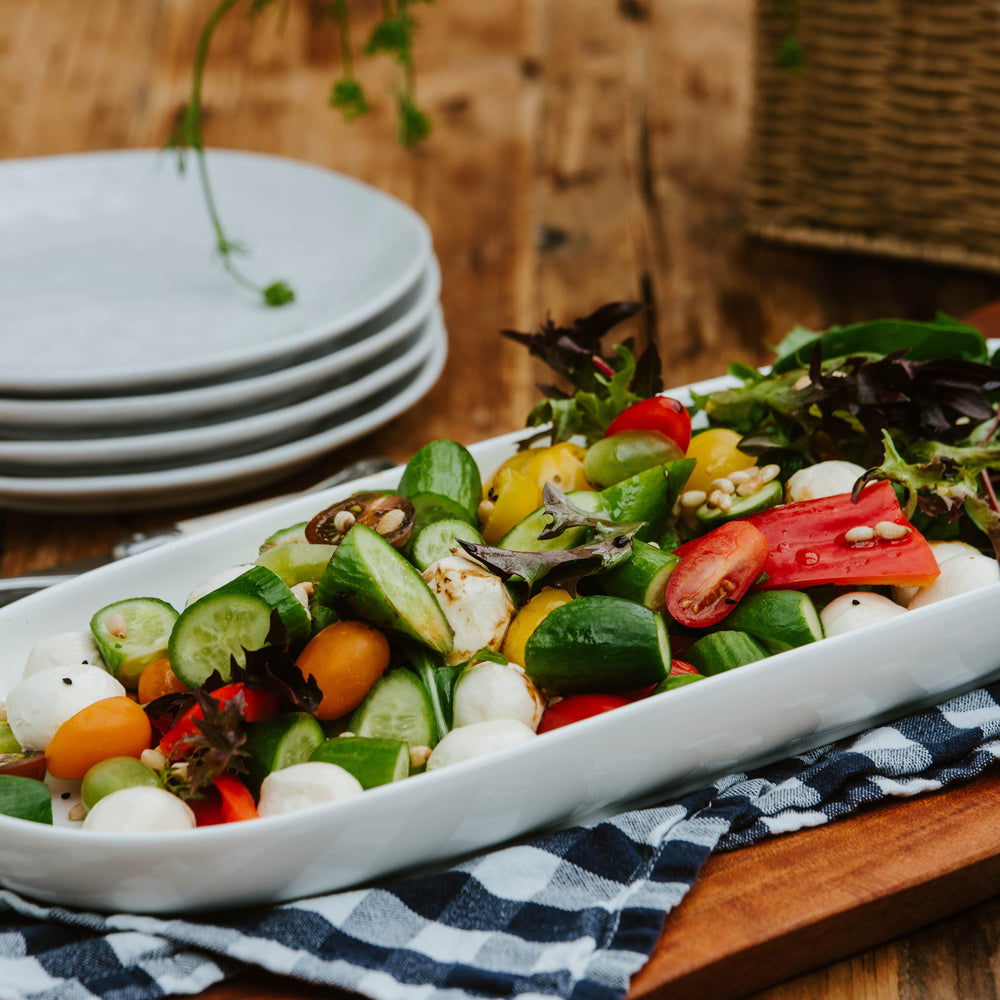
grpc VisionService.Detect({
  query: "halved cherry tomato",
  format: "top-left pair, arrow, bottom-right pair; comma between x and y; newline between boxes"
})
158,683 -> 280,756
212,774 -> 258,823
537,693 -> 632,733
137,657 -> 188,704
45,697 -> 153,780
605,396 -> 692,454
665,521 -> 769,628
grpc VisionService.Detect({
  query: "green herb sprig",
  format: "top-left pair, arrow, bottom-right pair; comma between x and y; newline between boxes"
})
168,0 -> 433,308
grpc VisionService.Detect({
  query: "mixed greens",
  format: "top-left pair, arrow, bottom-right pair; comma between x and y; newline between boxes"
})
1,303 -> 998,833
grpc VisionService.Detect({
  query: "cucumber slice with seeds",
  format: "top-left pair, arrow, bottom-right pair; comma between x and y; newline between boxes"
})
244,712 -> 326,791
317,524 -> 453,654
410,518 -> 484,572
349,668 -> 438,748
90,597 -> 179,690
168,566 -> 311,689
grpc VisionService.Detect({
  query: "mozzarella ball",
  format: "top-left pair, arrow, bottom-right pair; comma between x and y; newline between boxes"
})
421,556 -> 516,665
820,592 -> 906,638
185,564 -> 255,607
6,665 -> 125,750
785,461 -> 867,503
82,787 -> 196,833
425,718 -> 536,772
451,659 -> 545,730
23,631 -> 105,677
906,548 -> 1000,609
257,762 -> 363,817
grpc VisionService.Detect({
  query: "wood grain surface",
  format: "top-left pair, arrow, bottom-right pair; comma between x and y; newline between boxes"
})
3,2 -> 1000,998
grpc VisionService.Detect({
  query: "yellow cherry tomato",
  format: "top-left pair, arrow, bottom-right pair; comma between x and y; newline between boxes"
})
501,588 -> 574,666
295,620 -> 392,721
480,466 -> 542,545
519,442 -> 592,494
137,657 -> 188,704
684,428 -> 756,494
45,697 -> 153,780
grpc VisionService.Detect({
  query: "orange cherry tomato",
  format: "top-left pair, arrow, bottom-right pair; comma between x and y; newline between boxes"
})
45,697 -> 153,780
295,620 -> 391,721
137,657 -> 189,704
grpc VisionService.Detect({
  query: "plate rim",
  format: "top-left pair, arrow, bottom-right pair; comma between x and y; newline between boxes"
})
0,148 -> 433,394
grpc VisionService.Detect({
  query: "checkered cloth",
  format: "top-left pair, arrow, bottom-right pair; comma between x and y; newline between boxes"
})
3,682 -> 1000,1000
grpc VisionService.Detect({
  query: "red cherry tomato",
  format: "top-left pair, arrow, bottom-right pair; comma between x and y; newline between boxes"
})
665,521 -> 769,628
605,396 -> 692,454
537,693 -> 632,733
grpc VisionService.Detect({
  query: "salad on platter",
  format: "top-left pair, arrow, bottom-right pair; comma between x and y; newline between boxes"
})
2,303 -> 1000,834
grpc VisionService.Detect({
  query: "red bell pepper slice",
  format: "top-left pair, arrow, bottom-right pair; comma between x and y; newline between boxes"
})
158,682 -> 279,756
740,480 -> 940,590
212,774 -> 259,823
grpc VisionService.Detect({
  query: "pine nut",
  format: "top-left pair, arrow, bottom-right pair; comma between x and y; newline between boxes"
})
104,613 -> 128,639
376,508 -> 406,535
792,375 -> 812,391
478,499 -> 495,521
727,469 -> 753,484
844,525 -> 875,542
714,492 -> 733,512
736,477 -> 763,497
875,521 -> 910,540
680,490 -> 707,508
709,478 -> 736,495
759,464 -> 781,483
333,510 -> 356,533
410,745 -> 432,768
141,748 -> 167,770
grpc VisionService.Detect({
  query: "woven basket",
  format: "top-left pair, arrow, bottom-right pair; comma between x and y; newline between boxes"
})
747,0 -> 1000,273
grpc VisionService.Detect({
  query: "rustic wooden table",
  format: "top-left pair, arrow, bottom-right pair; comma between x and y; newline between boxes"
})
4,2 -> 1000,997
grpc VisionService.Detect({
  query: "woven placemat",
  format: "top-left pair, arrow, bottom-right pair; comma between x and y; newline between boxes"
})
747,0 -> 1000,273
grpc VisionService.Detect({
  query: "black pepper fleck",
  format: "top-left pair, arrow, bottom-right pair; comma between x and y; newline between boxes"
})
62,677 -> 73,685
61,792 -> 71,800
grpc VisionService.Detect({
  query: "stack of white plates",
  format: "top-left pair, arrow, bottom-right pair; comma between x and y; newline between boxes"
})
0,150 -> 448,513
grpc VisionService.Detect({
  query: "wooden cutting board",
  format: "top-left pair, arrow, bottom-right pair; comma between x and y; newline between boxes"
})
197,768 -> 1000,1000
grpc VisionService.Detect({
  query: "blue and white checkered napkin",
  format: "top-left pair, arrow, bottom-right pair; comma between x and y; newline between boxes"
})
4,682 -> 1000,1000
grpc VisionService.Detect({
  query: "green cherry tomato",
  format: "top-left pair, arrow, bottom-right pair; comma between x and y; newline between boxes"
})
605,396 -> 692,453
583,429 -> 685,488
81,756 -> 161,810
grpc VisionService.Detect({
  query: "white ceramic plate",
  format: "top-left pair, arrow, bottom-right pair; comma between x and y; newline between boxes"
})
0,294 -> 439,471
0,377 -> 998,914
0,308 -> 448,513
0,258 -> 441,436
0,149 -> 431,394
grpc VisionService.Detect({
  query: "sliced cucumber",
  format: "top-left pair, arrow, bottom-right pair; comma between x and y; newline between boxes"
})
90,597 -> 179,689
0,775 -> 52,824
310,736 -> 410,788
397,440 -> 483,528
255,541 -> 337,586
600,458 -> 695,541
410,518 -> 484,572
695,479 -> 783,528
168,566 -> 311,689
652,673 -> 705,693
600,540 -> 678,610
349,668 -> 438,748
259,521 -> 309,553
524,595 -> 671,694
722,590 -> 824,653
683,630 -> 770,675
317,524 -> 453,654
499,490 -> 604,553
244,712 -> 326,790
